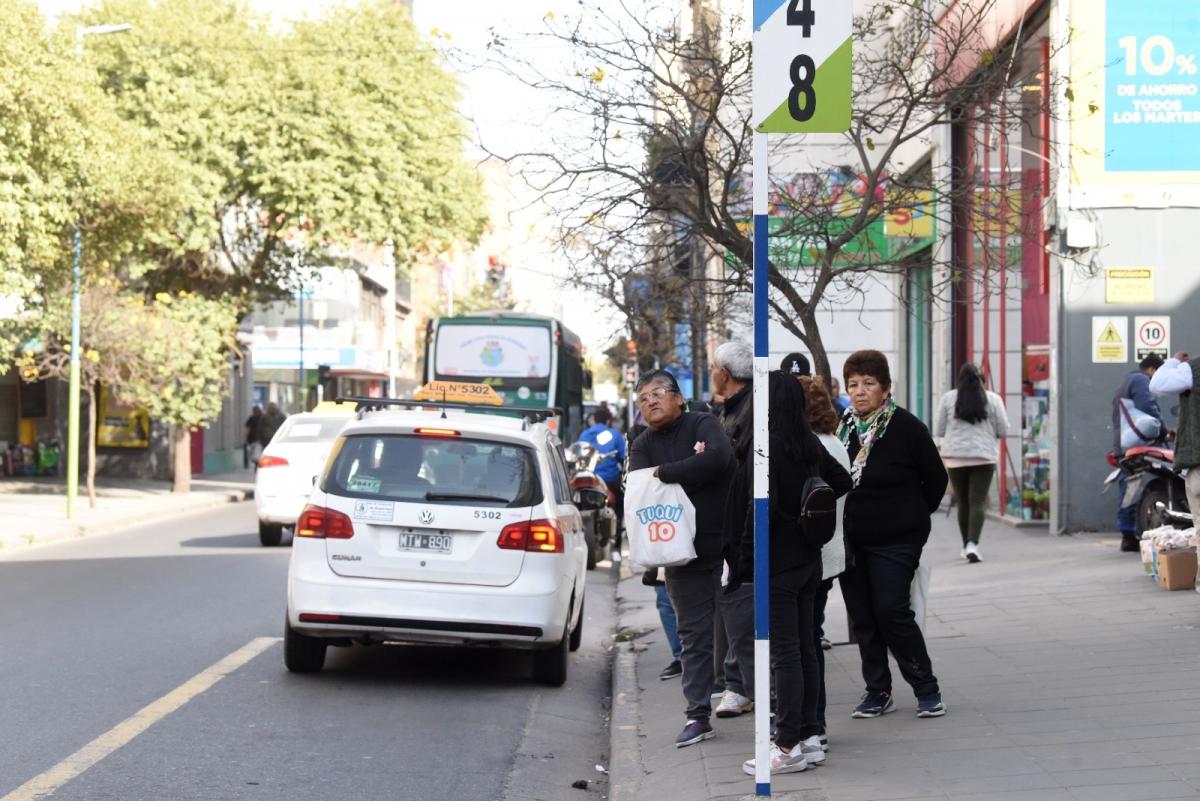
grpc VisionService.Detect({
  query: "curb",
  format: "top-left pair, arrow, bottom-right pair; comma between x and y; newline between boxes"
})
607,566 -> 642,801
0,487 -> 252,556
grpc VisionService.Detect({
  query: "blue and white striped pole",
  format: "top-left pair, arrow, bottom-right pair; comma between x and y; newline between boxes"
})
751,130 -> 771,796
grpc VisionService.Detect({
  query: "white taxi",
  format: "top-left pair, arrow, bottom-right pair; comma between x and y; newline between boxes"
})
284,395 -> 591,686
255,404 -> 355,546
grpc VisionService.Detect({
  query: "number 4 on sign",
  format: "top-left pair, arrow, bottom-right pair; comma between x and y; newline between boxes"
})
787,0 -> 814,36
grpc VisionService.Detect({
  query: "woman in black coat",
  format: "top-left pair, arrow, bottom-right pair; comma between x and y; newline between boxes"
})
728,371 -> 851,776
836,350 -> 949,720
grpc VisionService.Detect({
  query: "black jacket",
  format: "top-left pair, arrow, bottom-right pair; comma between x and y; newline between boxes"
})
725,431 -> 851,585
843,407 -> 948,548
629,411 -> 733,568
720,384 -> 753,457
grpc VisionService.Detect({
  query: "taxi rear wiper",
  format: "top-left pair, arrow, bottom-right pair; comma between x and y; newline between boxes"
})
424,492 -> 510,504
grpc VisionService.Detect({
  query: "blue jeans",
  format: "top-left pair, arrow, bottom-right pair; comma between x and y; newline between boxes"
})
1116,473 -> 1137,534
655,584 -> 682,660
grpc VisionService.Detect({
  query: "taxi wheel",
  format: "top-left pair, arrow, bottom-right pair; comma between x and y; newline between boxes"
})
568,598 -> 584,652
259,521 -> 284,547
284,620 -> 327,673
533,623 -> 570,686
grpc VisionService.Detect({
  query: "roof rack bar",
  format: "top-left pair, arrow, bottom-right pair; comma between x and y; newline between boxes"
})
336,396 -> 566,425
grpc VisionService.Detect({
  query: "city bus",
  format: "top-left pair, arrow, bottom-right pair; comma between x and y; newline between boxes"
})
424,312 -> 589,443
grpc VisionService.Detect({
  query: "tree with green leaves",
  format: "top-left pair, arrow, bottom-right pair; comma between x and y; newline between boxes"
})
83,0 -> 488,310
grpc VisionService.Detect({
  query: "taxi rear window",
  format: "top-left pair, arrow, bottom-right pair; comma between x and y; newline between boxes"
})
323,434 -> 543,507
279,417 -> 348,441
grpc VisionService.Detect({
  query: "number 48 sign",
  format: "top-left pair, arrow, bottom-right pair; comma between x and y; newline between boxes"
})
753,0 -> 852,133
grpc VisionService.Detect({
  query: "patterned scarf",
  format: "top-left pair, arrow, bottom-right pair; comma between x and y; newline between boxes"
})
837,396 -> 897,487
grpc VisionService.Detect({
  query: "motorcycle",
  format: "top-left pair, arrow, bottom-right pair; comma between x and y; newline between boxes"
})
1104,444 -> 1192,537
564,441 -> 620,570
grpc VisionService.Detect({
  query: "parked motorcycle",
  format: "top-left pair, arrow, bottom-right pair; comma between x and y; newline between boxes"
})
1104,444 -> 1192,537
564,441 -> 620,570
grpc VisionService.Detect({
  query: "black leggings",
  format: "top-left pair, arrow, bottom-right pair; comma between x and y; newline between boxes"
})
947,464 -> 995,546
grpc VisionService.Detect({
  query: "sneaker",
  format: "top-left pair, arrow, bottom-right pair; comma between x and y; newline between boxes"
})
743,743 -> 808,775
917,693 -> 946,718
1120,534 -> 1140,552
820,637 -> 832,650
675,718 -> 714,748
965,542 -> 982,563
852,690 -> 895,718
657,659 -> 682,681
960,545 -> 968,560
799,735 -> 826,765
715,690 -> 754,718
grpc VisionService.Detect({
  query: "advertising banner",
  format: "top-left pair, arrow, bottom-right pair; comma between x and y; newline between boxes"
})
1071,0 -> 1200,206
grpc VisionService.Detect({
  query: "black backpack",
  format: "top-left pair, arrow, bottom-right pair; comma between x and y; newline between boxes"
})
796,473 -> 837,548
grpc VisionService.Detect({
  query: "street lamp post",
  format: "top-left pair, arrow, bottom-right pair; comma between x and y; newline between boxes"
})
66,22 -> 133,520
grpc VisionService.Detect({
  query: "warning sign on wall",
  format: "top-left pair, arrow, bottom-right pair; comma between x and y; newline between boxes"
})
1134,315 -> 1170,362
1093,315 -> 1128,363
1105,268 -> 1154,304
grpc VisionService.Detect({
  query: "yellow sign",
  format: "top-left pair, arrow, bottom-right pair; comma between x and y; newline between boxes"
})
413,381 -> 503,406
96,386 -> 151,448
311,400 -> 356,415
1092,315 -> 1129,363
1105,268 -> 1155,304
884,191 -> 934,239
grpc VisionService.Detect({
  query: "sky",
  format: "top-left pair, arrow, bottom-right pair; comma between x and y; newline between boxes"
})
36,0 -> 626,358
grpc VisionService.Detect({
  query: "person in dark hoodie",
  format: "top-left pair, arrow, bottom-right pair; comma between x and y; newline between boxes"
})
727,371 -> 851,775
628,369 -> 734,749
836,350 -> 949,721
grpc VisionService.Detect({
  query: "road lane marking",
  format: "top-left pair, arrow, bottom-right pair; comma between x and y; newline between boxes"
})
1,636 -> 280,801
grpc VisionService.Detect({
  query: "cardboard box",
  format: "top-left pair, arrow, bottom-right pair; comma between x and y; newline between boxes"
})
1156,548 -> 1197,591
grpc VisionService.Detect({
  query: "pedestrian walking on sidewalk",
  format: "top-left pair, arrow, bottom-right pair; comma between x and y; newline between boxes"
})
627,370 -> 735,748
1149,351 -> 1200,527
257,402 -> 287,447
933,363 -> 1010,563
730,372 -> 851,775
798,375 -> 852,748
244,405 -> 263,468
709,341 -> 757,720
837,350 -> 949,720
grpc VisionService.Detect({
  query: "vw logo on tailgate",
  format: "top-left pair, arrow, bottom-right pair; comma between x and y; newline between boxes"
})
418,509 -> 435,525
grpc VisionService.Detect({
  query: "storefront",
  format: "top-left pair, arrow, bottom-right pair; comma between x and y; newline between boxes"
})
949,10 -> 1053,522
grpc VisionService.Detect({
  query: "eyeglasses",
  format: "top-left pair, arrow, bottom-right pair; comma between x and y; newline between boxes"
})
636,387 -> 675,405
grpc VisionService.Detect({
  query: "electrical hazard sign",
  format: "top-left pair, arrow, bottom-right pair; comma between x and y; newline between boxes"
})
1093,315 -> 1128,363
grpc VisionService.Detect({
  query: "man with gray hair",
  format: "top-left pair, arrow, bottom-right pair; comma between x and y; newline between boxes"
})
708,340 -> 757,719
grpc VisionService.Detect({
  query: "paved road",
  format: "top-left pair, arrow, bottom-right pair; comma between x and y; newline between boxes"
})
0,503 -> 615,801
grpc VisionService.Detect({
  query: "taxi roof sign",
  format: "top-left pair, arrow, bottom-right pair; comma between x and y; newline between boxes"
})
310,400 -> 357,415
413,381 -> 503,406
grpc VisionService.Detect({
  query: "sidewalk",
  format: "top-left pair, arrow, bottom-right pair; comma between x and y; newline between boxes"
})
0,469 -> 255,553
608,513 -> 1200,801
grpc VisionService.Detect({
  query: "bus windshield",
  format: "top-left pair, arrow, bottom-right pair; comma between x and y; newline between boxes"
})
433,323 -> 552,405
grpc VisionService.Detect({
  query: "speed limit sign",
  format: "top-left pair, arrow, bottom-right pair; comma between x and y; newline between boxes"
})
1135,316 -> 1170,361
752,0 -> 852,133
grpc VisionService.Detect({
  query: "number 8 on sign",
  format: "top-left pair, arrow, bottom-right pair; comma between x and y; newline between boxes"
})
753,0 -> 852,133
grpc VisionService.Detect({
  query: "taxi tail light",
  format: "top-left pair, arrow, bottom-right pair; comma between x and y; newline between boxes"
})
296,504 -> 354,539
258,454 -> 289,468
298,613 -> 340,623
497,519 -> 563,553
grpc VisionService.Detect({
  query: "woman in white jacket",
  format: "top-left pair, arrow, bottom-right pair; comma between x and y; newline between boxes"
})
933,364 -> 1010,563
798,376 -> 851,749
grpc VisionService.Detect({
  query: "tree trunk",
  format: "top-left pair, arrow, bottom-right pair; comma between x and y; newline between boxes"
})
172,425 -> 191,494
86,384 -> 98,509
801,306 -> 832,387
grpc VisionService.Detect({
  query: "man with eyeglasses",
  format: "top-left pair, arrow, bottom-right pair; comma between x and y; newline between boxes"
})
628,369 -> 735,748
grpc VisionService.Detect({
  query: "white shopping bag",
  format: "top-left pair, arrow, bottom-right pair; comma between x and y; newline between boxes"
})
910,559 -> 932,633
623,467 -> 697,569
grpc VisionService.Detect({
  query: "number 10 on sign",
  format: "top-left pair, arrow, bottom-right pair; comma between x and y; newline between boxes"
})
753,0 -> 852,133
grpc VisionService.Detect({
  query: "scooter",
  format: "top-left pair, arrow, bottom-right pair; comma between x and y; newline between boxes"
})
1104,444 -> 1192,537
564,441 -> 620,570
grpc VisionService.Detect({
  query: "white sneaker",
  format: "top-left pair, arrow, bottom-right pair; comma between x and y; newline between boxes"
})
715,690 -> 754,718
965,542 -> 982,563
960,546 -> 968,560
799,735 -> 826,765
743,744 -> 808,775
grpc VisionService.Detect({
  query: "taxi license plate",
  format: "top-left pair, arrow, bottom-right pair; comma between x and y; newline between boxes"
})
398,532 -> 452,554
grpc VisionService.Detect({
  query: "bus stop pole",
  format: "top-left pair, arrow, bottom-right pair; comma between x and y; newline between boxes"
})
751,130 -> 771,797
